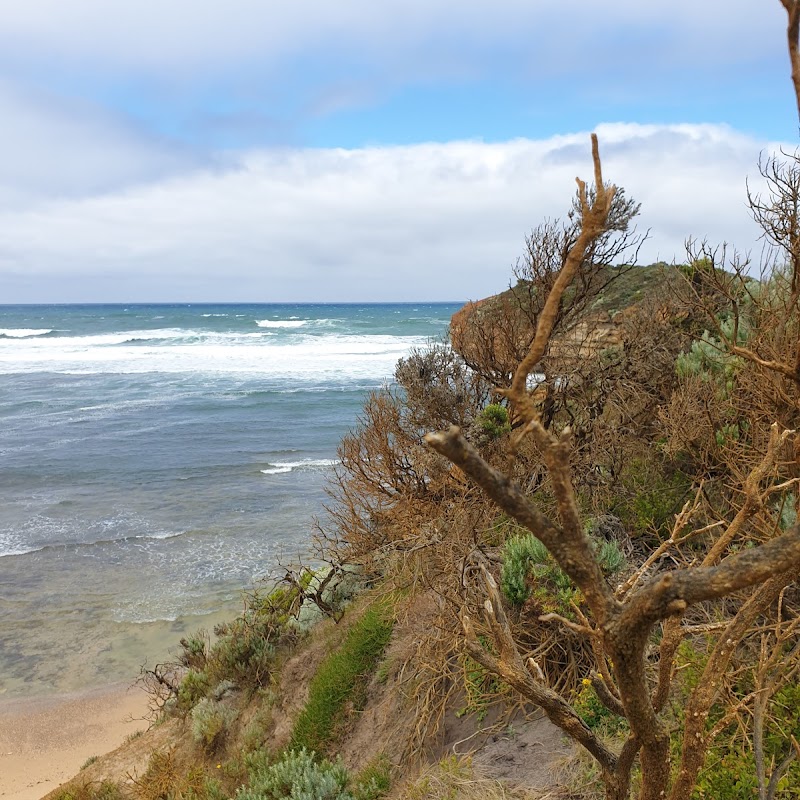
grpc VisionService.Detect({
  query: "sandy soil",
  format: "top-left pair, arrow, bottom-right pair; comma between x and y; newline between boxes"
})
0,684 -> 150,800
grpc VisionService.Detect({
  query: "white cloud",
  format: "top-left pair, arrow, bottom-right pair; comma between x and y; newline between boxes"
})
0,123 -> 776,303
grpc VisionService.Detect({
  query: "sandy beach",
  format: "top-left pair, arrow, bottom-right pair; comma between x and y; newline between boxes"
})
0,684 -> 150,800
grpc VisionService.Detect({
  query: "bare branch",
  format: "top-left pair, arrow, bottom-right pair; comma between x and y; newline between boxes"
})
622,526 -> 800,628
460,554 -> 619,773
425,425 -> 617,621
780,0 -> 800,124
502,134 -> 617,426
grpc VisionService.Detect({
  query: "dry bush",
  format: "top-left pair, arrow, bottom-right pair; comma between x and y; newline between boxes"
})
399,756 -> 541,800
424,136 -> 800,800
322,111 -> 800,799
319,142 -> 677,765
128,749 -> 221,800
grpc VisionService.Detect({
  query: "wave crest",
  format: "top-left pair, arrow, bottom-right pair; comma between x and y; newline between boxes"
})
261,458 -> 338,475
0,328 -> 53,338
256,320 -> 306,328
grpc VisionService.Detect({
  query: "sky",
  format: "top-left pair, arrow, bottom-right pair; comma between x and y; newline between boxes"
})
0,0 -> 797,303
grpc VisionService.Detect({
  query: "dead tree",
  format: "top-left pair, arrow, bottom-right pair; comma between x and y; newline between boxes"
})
780,0 -> 800,125
426,135 -> 800,800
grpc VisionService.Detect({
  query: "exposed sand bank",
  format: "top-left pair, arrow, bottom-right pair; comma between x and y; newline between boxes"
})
0,683 -> 150,800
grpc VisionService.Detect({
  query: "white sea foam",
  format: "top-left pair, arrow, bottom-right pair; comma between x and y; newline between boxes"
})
134,529 -> 187,541
122,614 -> 180,623
261,458 -> 338,475
0,328 -> 53,337
115,605 -> 230,624
0,329 -> 428,381
256,319 -> 307,328
0,544 -> 45,558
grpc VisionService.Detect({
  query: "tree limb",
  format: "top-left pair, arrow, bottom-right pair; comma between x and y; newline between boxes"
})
425,425 -> 617,621
780,0 -> 800,125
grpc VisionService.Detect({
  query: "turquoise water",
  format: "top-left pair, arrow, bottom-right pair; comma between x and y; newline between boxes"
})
0,303 -> 460,696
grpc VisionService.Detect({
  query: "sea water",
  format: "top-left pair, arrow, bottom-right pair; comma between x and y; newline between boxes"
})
0,303 -> 460,696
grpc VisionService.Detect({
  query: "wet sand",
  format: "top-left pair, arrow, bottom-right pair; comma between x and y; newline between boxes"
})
0,683 -> 150,800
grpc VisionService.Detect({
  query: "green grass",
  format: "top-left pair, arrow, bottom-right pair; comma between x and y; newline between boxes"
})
290,598 -> 394,754
352,754 -> 393,800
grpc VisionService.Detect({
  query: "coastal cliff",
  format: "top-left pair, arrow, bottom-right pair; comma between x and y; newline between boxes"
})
450,263 -> 672,370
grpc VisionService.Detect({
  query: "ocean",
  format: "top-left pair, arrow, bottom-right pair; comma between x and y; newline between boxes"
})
0,302 -> 460,697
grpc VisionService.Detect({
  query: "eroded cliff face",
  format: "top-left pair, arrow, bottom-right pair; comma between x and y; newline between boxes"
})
449,264 -> 673,374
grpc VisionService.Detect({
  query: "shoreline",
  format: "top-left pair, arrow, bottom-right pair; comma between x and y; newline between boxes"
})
0,682 -> 150,800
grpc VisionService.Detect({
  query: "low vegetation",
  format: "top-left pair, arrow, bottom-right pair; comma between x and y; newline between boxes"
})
403,757 -> 536,800
290,597 -> 394,755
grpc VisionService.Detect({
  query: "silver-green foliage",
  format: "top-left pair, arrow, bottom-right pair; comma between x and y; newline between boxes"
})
190,698 -> 237,749
675,317 -> 747,393
593,539 -> 626,574
778,491 -> 798,532
501,532 -> 626,607
500,533 -> 550,606
237,748 -> 354,800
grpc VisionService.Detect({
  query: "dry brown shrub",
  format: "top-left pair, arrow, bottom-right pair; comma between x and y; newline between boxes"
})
398,756 -> 542,800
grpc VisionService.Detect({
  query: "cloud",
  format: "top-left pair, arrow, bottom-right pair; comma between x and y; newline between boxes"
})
0,1 -> 789,161
0,80 -> 207,208
0,1 -> 782,73
0,123 -> 776,303
0,1 -> 786,110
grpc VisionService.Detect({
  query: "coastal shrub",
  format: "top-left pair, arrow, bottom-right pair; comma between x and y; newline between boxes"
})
777,490 -> 798,531
208,617 -> 278,688
290,599 -> 394,754
477,403 -> 511,439
190,698 -> 238,750
80,755 -> 98,771
501,533 -> 625,612
172,575 -> 312,718
53,782 -> 124,800
178,669 -> 211,712
294,566 -> 365,631
211,679 -> 237,701
237,747 -> 353,800
593,539 -> 626,574
135,749 -> 224,800
686,679 -> 800,799
499,533 -> 550,606
572,679 -> 627,735
351,755 -> 392,800
179,632 -> 210,671
613,456 -> 690,538
242,703 -> 275,753
203,578 -> 311,690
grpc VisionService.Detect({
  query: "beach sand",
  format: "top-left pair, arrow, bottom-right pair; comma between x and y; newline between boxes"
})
0,684 -> 150,800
